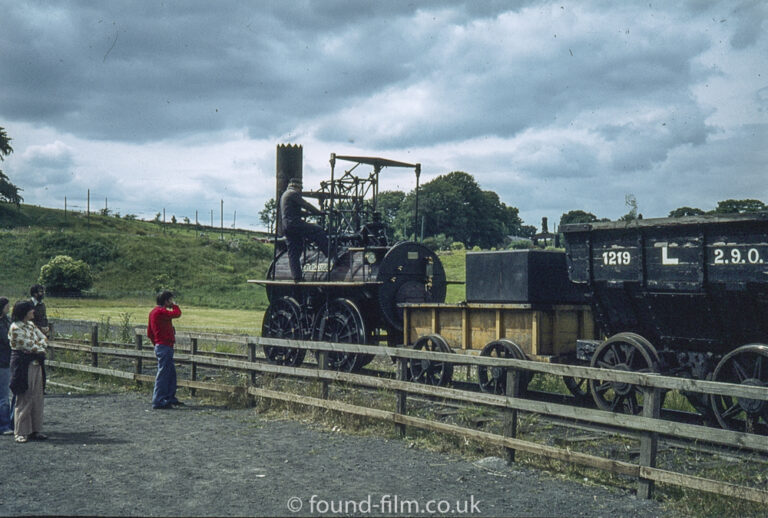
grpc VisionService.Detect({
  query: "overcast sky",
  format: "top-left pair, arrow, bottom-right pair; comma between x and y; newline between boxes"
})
1,1 -> 766,231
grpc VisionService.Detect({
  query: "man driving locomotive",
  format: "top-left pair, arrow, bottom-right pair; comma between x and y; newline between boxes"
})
280,178 -> 330,282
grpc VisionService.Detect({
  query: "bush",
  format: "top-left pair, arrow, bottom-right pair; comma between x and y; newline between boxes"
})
450,241 -> 466,251
39,255 -> 93,294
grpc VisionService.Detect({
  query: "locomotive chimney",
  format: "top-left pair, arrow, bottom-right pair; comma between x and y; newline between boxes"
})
275,143 -> 303,236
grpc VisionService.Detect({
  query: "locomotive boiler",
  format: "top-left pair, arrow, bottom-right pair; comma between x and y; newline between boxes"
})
250,145 -> 447,372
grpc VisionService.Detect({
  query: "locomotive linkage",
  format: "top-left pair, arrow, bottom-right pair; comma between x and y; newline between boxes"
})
250,145 -> 768,436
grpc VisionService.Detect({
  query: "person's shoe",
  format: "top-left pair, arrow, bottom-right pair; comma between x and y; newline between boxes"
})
29,432 -> 48,440
0,428 -> 13,436
14,435 -> 28,443
152,404 -> 174,410
170,400 -> 185,406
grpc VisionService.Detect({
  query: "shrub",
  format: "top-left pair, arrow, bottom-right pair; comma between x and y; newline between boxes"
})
39,255 -> 93,294
450,241 -> 466,251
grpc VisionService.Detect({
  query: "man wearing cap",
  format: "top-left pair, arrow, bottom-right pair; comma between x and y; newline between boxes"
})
280,178 -> 330,282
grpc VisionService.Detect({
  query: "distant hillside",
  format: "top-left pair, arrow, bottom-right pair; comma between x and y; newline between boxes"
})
0,203 -> 272,309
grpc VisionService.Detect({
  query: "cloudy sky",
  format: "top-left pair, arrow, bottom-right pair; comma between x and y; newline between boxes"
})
1,1 -> 766,231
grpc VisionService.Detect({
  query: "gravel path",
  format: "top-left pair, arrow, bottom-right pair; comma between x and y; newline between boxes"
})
0,392 -> 674,517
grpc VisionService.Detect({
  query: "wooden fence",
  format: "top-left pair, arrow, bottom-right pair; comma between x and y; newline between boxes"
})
45,325 -> 768,505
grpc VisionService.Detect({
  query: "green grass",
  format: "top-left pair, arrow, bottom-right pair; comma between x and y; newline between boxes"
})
438,249 -> 466,303
47,297 -> 264,334
0,203 -> 273,310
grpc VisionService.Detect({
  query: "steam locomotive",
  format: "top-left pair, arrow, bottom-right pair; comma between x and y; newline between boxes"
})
250,146 -> 446,371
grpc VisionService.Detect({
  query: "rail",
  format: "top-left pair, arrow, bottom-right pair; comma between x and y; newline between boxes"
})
46,325 -> 768,505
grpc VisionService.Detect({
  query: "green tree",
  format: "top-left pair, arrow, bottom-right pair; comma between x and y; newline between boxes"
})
375,190 -> 405,238
714,199 -> 767,214
0,126 -> 23,207
395,171 -> 521,248
560,210 -> 598,227
668,206 -> 705,218
259,198 -> 277,234
39,255 -> 94,294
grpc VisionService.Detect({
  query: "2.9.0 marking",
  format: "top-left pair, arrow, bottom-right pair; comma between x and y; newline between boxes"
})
712,247 -> 765,265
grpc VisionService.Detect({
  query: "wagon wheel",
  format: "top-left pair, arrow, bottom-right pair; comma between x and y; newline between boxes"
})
409,334 -> 454,386
261,296 -> 307,367
563,376 -> 591,402
711,344 -> 768,434
312,298 -> 366,372
477,339 -> 532,395
589,333 -> 659,415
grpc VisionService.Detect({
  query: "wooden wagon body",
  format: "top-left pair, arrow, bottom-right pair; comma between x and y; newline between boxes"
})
402,302 -> 597,362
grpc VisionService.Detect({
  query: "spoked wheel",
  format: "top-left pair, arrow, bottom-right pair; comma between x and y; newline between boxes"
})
563,376 -> 591,402
312,298 -> 366,372
261,296 -> 307,367
477,339 -> 532,395
711,344 -> 768,434
589,332 -> 660,415
409,334 -> 454,386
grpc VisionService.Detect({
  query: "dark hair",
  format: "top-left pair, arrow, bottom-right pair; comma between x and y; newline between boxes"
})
156,290 -> 174,306
30,284 -> 45,297
0,297 -> 9,314
12,300 -> 35,322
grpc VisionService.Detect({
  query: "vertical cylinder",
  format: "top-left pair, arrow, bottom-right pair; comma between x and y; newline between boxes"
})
275,144 -> 303,236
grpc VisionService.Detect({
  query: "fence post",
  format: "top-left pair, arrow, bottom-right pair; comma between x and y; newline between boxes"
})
246,341 -> 257,406
318,349 -> 329,400
134,333 -> 143,377
90,325 -> 98,367
395,357 -> 408,437
638,387 -> 661,499
47,323 -> 54,361
503,367 -> 521,463
190,338 -> 198,397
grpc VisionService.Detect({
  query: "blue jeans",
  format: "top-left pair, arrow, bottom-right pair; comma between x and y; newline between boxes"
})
152,345 -> 178,408
0,367 -> 13,431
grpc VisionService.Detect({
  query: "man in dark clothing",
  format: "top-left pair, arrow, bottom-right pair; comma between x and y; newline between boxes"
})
280,178 -> 330,282
30,284 -> 49,338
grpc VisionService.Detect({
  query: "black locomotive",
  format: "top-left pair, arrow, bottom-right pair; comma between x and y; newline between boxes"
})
251,148 -> 446,372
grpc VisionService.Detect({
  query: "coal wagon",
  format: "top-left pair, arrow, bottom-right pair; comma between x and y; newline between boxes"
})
402,250 -> 599,395
562,213 -> 768,432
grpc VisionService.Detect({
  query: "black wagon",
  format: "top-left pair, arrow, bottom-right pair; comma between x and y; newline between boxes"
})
562,213 -> 768,432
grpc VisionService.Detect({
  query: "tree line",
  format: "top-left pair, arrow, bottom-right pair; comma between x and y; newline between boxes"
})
560,198 -> 768,228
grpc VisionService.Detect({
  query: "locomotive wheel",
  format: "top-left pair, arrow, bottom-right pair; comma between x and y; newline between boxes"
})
589,333 -> 659,415
261,296 -> 307,367
312,298 -> 367,372
477,339 -> 532,395
711,344 -> 768,434
409,334 -> 454,386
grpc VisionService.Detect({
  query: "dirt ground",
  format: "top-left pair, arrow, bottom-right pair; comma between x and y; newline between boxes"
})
0,391 -> 675,517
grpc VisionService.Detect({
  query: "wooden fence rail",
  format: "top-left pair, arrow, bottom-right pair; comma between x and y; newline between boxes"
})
47,327 -> 768,505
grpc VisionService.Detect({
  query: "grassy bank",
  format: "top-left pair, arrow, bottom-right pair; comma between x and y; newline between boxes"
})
0,203 -> 273,309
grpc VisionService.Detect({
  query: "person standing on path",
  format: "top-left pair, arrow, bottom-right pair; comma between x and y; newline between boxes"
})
147,291 -> 182,409
30,284 -> 49,338
0,297 -> 14,435
9,300 -> 47,443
